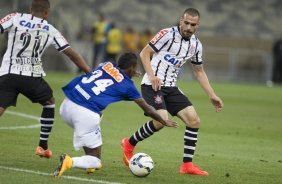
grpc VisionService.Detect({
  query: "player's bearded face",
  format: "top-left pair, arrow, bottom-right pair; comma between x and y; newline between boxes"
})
179,14 -> 199,39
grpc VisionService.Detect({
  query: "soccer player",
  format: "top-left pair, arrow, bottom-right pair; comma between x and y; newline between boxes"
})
92,13 -> 109,68
121,8 -> 224,176
53,52 -> 177,177
0,0 -> 91,158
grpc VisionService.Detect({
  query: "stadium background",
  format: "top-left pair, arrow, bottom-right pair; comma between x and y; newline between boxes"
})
1,0 -> 282,83
0,1 -> 282,183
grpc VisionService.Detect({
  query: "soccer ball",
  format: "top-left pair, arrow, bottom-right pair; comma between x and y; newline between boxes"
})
129,153 -> 154,177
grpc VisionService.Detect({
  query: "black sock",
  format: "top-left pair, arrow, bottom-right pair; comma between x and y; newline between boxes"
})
129,120 -> 157,146
39,104 -> 55,150
183,127 -> 198,163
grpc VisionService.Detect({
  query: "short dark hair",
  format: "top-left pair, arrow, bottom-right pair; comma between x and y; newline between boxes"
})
117,53 -> 137,69
31,0 -> 50,12
183,8 -> 200,18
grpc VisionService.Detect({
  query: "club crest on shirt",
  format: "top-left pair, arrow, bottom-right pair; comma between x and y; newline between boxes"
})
154,95 -> 163,104
189,44 -> 196,55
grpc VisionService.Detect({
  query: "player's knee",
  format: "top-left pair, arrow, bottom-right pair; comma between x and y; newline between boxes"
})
48,97 -> 55,104
189,117 -> 200,128
40,97 -> 55,106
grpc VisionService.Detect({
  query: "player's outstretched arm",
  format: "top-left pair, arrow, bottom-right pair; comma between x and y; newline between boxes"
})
134,98 -> 178,128
63,47 -> 92,74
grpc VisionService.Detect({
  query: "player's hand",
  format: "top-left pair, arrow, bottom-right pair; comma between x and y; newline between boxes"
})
133,71 -> 142,77
210,95 -> 223,112
149,75 -> 162,91
163,119 -> 178,128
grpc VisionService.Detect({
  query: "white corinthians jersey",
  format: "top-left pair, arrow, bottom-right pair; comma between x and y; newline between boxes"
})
141,26 -> 203,87
0,12 -> 70,77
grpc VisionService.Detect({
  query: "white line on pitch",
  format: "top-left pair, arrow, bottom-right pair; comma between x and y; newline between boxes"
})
5,110 -> 40,121
0,111 -> 40,130
0,165 -> 125,184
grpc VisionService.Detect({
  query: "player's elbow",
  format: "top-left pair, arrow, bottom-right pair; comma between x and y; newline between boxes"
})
144,108 -> 155,117
139,50 -> 145,60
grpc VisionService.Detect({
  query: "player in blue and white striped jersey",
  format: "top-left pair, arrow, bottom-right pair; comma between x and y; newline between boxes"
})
141,27 -> 203,87
0,0 -> 91,158
122,8 -> 224,176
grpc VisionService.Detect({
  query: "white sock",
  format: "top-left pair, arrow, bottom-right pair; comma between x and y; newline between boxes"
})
72,155 -> 101,169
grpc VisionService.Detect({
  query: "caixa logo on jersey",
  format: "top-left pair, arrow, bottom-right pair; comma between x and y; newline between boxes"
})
19,20 -> 49,31
164,54 -> 184,68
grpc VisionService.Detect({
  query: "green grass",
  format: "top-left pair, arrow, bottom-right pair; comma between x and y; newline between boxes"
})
0,72 -> 282,184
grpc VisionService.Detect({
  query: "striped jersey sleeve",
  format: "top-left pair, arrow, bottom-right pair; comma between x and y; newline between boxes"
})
0,12 -> 17,33
51,28 -> 70,52
190,38 -> 203,65
148,28 -> 170,52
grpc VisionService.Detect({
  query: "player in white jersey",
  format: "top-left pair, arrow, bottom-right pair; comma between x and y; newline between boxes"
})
121,8 -> 224,176
0,0 -> 91,158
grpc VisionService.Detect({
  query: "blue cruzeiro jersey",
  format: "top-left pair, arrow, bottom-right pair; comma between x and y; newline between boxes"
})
62,62 -> 141,114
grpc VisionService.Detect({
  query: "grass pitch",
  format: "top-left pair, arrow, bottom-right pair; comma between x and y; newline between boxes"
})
0,72 -> 281,184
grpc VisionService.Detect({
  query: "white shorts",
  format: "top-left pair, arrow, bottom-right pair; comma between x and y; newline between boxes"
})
60,97 -> 102,151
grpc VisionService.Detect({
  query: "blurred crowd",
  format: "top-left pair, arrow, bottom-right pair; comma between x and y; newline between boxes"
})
77,13 -> 154,69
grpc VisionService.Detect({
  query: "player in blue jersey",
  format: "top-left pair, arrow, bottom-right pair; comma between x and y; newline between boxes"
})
53,52 -> 177,177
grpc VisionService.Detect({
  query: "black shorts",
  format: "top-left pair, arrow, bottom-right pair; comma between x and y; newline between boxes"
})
141,84 -> 192,116
0,74 -> 53,108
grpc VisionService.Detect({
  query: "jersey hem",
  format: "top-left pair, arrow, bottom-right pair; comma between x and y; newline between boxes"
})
58,44 -> 70,52
191,61 -> 202,65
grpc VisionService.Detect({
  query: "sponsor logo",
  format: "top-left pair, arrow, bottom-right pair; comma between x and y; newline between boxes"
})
164,54 -> 180,65
164,54 -> 186,68
102,62 -> 124,82
150,29 -> 169,44
19,20 -> 49,31
94,127 -> 101,135
0,12 -> 16,24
